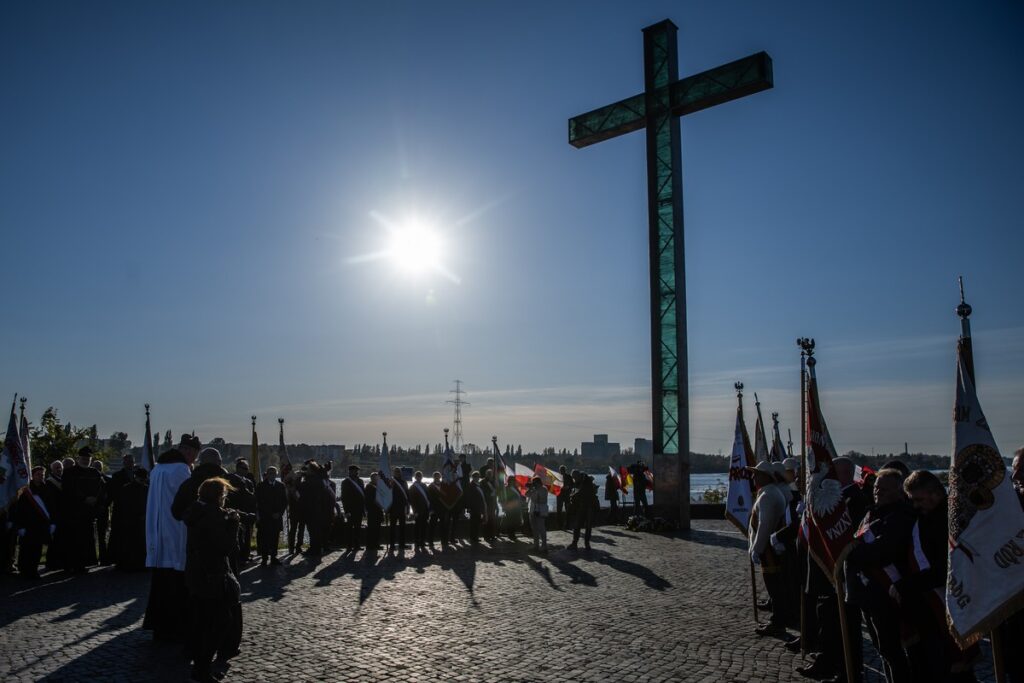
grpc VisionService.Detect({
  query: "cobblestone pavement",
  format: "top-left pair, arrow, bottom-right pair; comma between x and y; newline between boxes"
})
0,521 -> 995,682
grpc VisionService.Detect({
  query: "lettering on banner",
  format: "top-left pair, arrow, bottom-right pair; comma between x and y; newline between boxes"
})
994,536 -> 1024,569
953,405 -> 971,423
948,574 -> 971,609
825,509 -> 853,541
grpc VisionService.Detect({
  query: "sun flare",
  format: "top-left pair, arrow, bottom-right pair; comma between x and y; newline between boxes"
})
388,219 -> 443,276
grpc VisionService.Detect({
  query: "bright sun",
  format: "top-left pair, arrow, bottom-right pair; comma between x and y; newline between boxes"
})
388,219 -> 442,276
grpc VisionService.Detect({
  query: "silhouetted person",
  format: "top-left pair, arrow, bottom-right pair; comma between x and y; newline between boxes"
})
111,467 -> 149,571
426,471 -> 447,549
527,477 -> 548,553
11,466 -> 55,578
365,472 -> 383,552
569,472 -> 598,550
226,459 -> 257,564
183,477 -> 245,683
388,467 -> 409,552
629,460 -> 650,516
91,460 -> 112,564
501,477 -> 524,541
604,470 -> 621,523
284,467 -> 305,554
340,465 -> 365,551
466,472 -> 487,546
255,466 -> 287,566
62,447 -> 105,572
409,471 -> 431,552
44,460 -> 66,571
298,461 -> 332,556
106,454 -> 136,564
556,465 -> 573,530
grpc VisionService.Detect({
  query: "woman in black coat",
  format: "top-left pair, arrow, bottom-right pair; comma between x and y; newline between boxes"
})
183,477 -> 246,683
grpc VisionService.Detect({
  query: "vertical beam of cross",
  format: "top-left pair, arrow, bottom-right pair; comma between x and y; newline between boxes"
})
643,21 -> 688,528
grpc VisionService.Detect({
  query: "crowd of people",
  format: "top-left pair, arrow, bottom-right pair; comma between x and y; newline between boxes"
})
746,450 -> 1024,683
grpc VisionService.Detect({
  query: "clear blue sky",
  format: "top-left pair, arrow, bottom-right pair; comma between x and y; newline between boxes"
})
2,1 -> 1022,457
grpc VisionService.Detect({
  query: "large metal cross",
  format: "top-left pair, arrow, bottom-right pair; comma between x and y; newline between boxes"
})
568,20 -> 772,528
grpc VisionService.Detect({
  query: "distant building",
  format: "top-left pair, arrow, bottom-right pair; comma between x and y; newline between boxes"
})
581,434 -> 620,463
634,438 -> 653,460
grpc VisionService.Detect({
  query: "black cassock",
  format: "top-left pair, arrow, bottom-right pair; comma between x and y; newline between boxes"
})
61,465 -> 106,571
111,481 -> 148,570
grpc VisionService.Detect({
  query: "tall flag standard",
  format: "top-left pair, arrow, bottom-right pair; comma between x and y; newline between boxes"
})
141,404 -> 155,471
753,393 -> 769,465
376,433 -> 394,511
0,397 -> 28,510
438,429 -> 462,509
945,288 -> 1024,647
803,357 -> 855,577
769,412 -> 787,464
278,418 -> 292,479
250,416 -> 260,476
19,398 -> 31,471
726,383 -> 756,532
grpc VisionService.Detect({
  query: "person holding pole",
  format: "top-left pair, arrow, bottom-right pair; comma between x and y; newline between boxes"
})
747,461 -> 789,638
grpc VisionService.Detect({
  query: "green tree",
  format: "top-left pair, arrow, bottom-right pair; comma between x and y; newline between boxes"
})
30,407 -> 90,466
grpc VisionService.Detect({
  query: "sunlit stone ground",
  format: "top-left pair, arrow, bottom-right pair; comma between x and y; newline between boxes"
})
0,520 -> 994,682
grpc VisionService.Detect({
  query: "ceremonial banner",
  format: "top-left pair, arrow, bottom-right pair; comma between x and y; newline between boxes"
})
250,420 -> 260,477
534,464 -> 562,496
438,441 -> 462,510
141,407 -> 155,472
278,419 -> 292,479
769,416 -> 787,464
753,400 -> 769,465
19,406 -> 30,471
376,437 -> 394,512
0,400 -> 28,510
725,392 -> 756,533
804,360 -> 855,577
946,341 -> 1024,646
513,463 -> 533,495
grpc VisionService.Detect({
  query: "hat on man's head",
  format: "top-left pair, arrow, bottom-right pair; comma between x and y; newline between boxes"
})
179,434 -> 202,451
769,462 -> 787,480
745,461 -> 775,476
348,465 -> 360,472
782,457 -> 800,472
236,459 -> 249,470
77,446 -> 94,459
198,448 -> 222,466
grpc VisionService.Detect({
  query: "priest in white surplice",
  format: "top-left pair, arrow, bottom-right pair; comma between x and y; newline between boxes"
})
142,434 -> 200,641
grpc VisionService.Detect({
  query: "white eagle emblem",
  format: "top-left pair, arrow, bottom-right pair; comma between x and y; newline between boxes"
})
807,470 -> 842,517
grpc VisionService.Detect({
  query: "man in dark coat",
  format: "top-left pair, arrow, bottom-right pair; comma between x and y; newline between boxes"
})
226,459 -> 257,564
172,448 -> 229,522
255,466 -> 287,566
298,461 -> 332,556
388,467 -> 409,553
340,465 -> 365,552
604,470 -> 621,524
569,472 -> 598,550
465,472 -> 487,546
106,454 -> 135,564
91,460 -> 113,564
283,467 -> 305,554
111,467 -> 149,571
364,473 -> 383,553
426,471 -> 447,549
44,460 -> 66,571
556,465 -> 573,530
61,447 -> 106,572
12,466 -> 56,578
409,471 -> 431,552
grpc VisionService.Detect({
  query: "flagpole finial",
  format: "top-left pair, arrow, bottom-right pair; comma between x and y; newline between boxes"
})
956,275 -> 972,320
145,403 -> 150,416
443,428 -> 449,447
251,416 -> 257,428
382,431 -> 387,438
492,435 -> 497,444
771,411 -> 779,424
278,417 -> 284,426
734,381 -> 743,397
754,392 -> 760,406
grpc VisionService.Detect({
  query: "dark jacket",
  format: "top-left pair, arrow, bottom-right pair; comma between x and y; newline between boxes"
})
570,476 -> 599,517
341,475 -> 366,517
226,472 -> 257,515
464,483 -> 486,516
604,475 -> 620,502
391,478 -> 409,514
845,500 -> 916,612
63,465 -> 106,519
255,480 -> 288,528
172,463 -> 229,521
12,482 -> 55,542
183,501 -> 241,602
365,482 -> 381,521
409,481 -> 431,516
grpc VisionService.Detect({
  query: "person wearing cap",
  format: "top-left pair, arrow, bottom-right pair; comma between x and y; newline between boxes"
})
255,466 -> 287,566
776,456 -> 809,654
143,433 -> 200,642
61,446 -> 106,573
172,445 -> 228,522
340,465 -> 365,552
747,460 -> 789,637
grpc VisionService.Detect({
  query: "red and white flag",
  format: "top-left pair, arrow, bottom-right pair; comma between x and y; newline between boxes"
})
514,463 -> 533,495
534,464 -> 562,496
726,389 -> 756,533
803,358 -> 856,578
946,338 -> 1024,646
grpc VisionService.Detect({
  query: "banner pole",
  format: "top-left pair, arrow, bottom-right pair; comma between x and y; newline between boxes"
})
991,629 -> 1006,683
833,565 -> 857,683
797,339 -> 809,656
749,560 -> 760,625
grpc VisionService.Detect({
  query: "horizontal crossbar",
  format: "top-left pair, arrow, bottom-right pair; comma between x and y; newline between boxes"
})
568,51 -> 773,149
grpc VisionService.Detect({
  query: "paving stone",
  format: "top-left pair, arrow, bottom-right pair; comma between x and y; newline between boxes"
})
0,521 -> 996,682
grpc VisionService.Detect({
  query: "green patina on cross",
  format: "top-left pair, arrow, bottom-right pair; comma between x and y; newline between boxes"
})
568,20 -> 772,527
